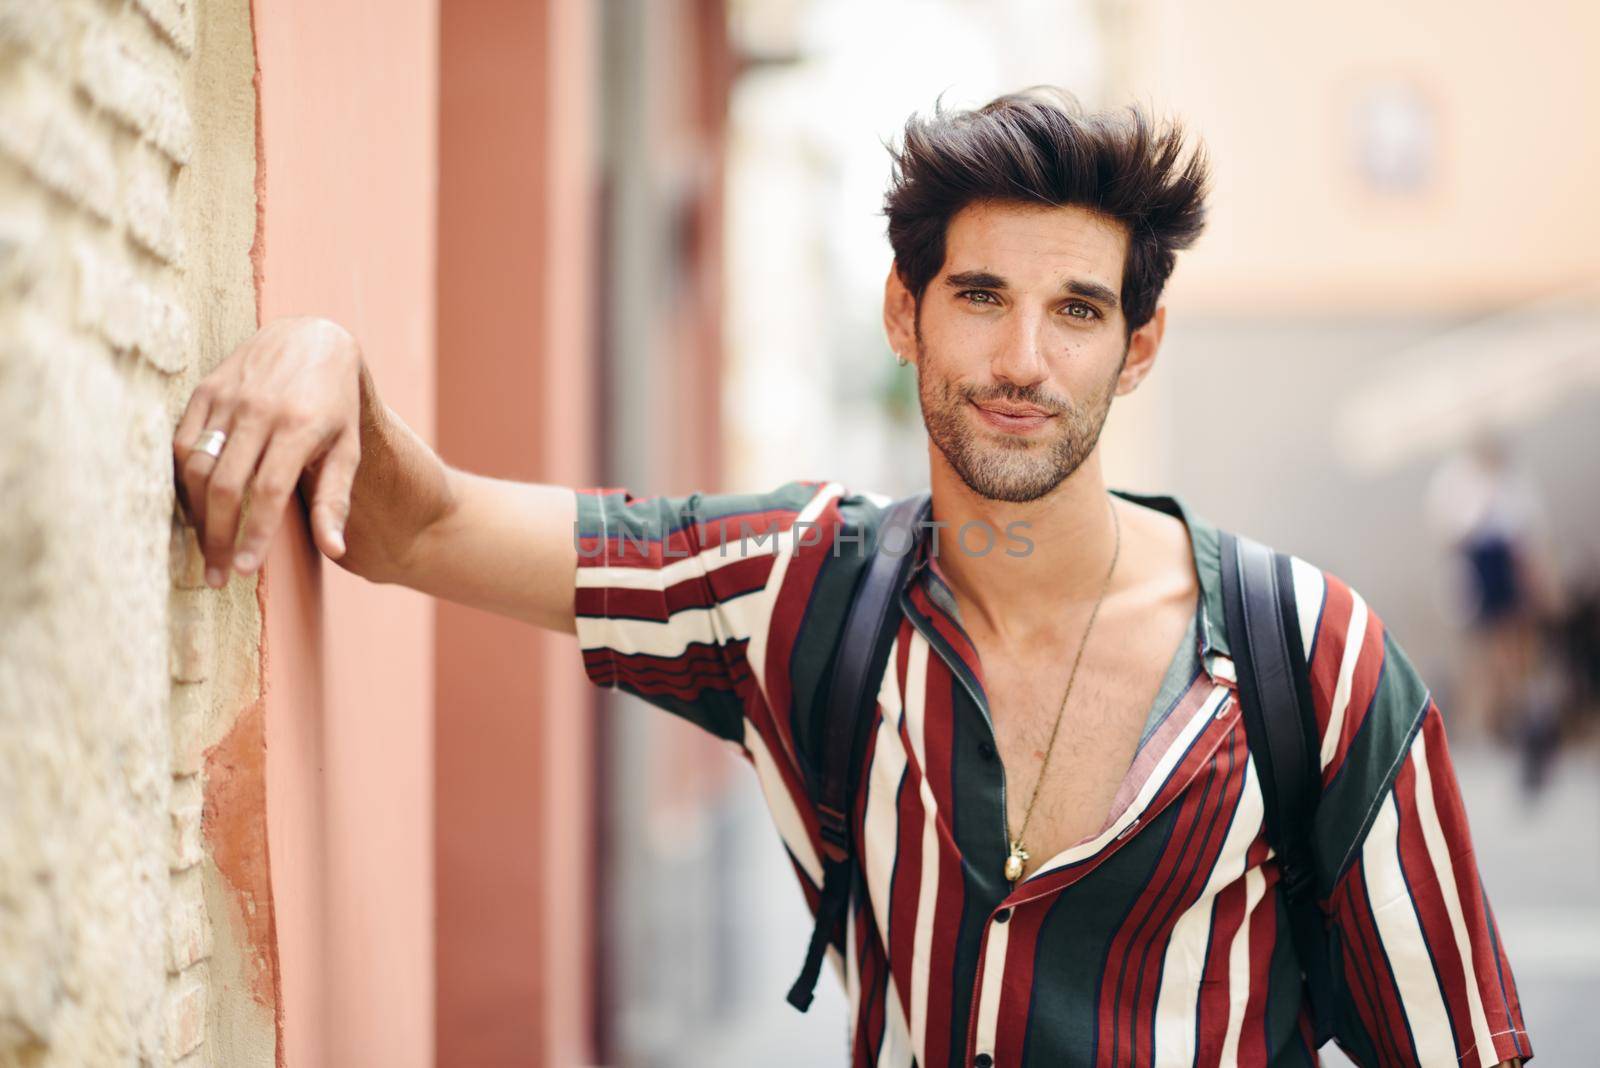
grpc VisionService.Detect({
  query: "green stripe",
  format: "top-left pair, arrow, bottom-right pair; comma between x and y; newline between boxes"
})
1021,802 -> 1183,1065
1312,629 -> 1429,895
1263,893 -> 1322,1065
573,479 -> 825,541
1329,912 -> 1385,1068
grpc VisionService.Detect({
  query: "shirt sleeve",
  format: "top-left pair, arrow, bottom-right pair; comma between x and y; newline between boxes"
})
571,477 -> 862,755
1293,561 -> 1533,1066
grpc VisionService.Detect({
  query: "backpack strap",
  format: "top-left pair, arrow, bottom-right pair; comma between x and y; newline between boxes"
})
787,490 -> 931,1012
1218,530 -> 1337,1045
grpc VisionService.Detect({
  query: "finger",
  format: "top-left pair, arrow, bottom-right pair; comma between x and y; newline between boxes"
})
306,431 -> 359,560
201,408 -> 273,582
180,438 -> 223,550
172,388 -> 215,526
232,426 -> 325,575
173,384 -> 216,465
180,390 -> 241,546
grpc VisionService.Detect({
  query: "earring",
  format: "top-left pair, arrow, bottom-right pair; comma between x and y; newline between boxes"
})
894,351 -> 909,367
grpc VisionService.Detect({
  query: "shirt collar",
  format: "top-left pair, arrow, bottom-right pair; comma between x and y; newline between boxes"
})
898,486 -> 1234,683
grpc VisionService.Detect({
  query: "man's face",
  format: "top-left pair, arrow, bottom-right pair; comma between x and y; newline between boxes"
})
887,199 -> 1162,504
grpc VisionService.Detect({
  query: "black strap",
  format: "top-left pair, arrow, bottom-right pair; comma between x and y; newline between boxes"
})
1219,530 -> 1336,1045
787,491 -> 931,1012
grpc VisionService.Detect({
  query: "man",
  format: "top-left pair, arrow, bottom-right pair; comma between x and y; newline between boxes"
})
173,89 -> 1530,1066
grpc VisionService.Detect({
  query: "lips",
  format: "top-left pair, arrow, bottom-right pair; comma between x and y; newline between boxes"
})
976,403 -> 1051,419
971,399 -> 1054,432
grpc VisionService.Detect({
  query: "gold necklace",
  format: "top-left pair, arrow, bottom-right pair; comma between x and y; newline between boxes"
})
1003,494 -> 1122,885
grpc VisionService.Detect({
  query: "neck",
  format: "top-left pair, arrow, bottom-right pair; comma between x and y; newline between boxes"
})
925,444 -> 1123,647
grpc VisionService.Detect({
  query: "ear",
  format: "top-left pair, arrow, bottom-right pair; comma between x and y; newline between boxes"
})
883,261 -> 919,364
1113,304 -> 1166,396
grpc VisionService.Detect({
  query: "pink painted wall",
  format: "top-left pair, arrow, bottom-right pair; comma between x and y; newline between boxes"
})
253,2 -> 439,1065
435,3 -> 598,1065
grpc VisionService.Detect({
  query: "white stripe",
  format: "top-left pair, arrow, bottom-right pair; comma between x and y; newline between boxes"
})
876,977 -> 915,1068
862,637 -> 908,950
575,596 -> 769,660
743,482 -> 844,700
572,508 -> 819,658
1411,728 -> 1499,1060
1362,792 -> 1456,1063
1320,589 -> 1370,772
744,722 -> 823,888
902,637 -> 939,1064
576,497 -> 815,662
1289,555 -> 1327,663
845,904 -> 861,1055
1218,861 -> 1266,1067
573,519 -> 788,589
1031,684 -> 1233,880
1152,757 -> 1265,1061
971,915 -> 1011,1062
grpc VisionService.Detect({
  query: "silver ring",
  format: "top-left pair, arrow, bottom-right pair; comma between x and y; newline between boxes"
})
194,428 -> 228,460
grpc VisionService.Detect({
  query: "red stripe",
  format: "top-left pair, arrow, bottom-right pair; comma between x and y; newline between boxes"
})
1126,730 -> 1248,1067
582,641 -> 748,676
885,704 -> 925,1029
920,668 -> 965,1068
906,580 -> 989,696
575,553 -> 774,620
1194,834 -> 1271,1067
1095,742 -> 1221,1068
856,914 -> 889,1066
1482,894 -> 1529,1060
1416,703 -> 1527,1059
991,903 -> 1047,1066
759,491 -> 844,771
1306,570 -> 1353,739
581,644 -> 749,703
1393,739 -> 1473,1058
1333,856 -> 1417,1065
1234,846 -> 1278,1067
1309,572 -> 1387,787
1332,868 -> 1389,1061
574,496 -> 821,567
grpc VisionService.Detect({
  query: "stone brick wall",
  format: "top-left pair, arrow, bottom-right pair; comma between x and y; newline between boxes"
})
0,1 -> 276,1064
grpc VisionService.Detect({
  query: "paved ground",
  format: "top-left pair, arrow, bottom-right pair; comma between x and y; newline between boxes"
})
678,738 -> 1600,1066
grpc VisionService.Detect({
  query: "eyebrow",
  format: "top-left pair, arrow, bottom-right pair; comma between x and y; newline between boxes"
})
943,270 -> 1120,309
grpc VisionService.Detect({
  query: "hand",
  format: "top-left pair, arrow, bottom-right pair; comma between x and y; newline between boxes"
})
172,316 -> 362,586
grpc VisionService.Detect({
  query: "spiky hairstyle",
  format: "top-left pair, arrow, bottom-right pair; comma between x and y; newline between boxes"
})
883,87 -> 1210,332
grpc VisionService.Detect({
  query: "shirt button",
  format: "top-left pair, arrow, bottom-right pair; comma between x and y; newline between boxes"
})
974,1055 -> 994,1068
977,741 -> 997,761
994,907 -> 1012,924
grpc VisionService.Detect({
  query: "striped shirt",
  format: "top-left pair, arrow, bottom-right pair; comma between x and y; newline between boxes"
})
573,479 -> 1532,1067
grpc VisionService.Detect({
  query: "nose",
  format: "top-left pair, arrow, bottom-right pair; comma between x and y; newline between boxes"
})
990,306 -> 1050,391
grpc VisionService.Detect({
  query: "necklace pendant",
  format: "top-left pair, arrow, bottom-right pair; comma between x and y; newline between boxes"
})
1004,840 -> 1030,883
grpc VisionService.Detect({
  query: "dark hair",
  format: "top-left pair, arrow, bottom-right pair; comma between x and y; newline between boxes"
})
882,87 -> 1210,333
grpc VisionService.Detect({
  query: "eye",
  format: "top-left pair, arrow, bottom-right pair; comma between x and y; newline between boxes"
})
956,289 -> 1000,306
1063,301 -> 1100,320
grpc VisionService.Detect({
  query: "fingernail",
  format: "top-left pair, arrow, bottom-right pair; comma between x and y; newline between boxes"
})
206,567 -> 223,587
235,551 -> 257,573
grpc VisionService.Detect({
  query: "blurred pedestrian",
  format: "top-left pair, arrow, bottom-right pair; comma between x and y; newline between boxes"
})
1425,427 -> 1563,747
